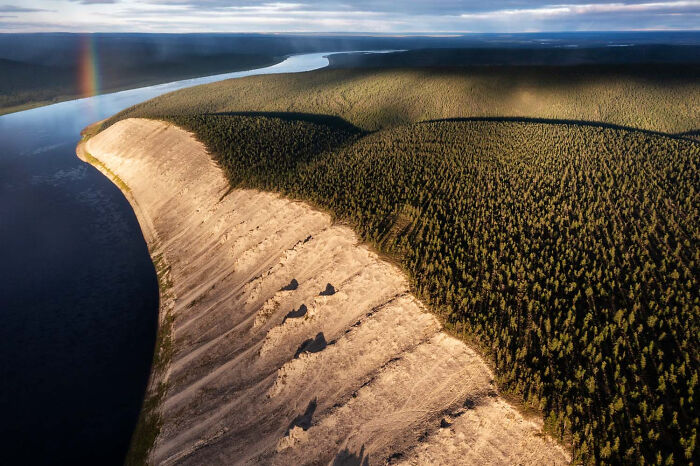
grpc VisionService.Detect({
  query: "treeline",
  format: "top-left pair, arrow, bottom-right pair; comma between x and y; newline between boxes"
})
152,115 -> 697,464
168,113 -> 363,188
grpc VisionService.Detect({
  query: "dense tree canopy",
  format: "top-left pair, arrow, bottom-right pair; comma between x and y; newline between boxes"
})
156,115 -> 698,464
107,67 -> 699,464
107,66 -> 700,136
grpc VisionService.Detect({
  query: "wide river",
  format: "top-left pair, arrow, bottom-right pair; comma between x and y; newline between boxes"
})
0,52 -> 361,464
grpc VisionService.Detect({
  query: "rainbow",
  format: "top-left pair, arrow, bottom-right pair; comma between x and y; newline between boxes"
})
79,35 -> 100,98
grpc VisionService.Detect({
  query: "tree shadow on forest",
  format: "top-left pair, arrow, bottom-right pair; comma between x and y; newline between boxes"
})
675,129 -> 700,141
211,111 -> 365,135
424,116 -> 698,143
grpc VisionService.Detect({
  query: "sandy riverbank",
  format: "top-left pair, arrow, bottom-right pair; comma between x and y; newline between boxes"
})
80,118 -> 571,465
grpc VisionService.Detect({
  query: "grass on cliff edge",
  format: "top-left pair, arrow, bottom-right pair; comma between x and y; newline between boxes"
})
124,250 -> 174,466
80,126 -> 174,466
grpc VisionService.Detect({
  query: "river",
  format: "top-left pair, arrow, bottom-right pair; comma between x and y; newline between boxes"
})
0,52 -> 356,464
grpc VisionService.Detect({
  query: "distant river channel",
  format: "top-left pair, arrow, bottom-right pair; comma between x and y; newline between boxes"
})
0,52 -> 373,464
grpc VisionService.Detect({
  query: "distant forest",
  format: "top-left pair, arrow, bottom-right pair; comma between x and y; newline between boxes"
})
1,31 -> 698,114
103,64 -> 699,464
0,53 -> 281,115
109,63 -> 699,136
329,44 -> 700,67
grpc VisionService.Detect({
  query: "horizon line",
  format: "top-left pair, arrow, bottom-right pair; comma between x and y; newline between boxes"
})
1,29 -> 699,36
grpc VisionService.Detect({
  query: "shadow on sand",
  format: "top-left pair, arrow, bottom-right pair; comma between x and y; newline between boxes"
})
284,304 -> 308,323
332,445 -> 370,466
294,332 -> 327,358
286,398 -> 317,434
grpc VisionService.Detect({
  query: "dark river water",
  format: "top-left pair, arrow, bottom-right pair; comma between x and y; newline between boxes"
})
0,53 -> 338,464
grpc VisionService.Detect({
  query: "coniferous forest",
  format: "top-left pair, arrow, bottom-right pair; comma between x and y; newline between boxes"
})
106,68 -> 699,464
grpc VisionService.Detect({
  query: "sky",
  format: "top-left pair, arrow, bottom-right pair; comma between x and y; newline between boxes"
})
0,0 -> 698,33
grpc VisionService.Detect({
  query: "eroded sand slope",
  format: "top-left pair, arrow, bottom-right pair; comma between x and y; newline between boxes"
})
85,118 -> 570,465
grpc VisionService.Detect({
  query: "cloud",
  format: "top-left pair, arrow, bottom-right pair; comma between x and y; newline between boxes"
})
134,0 -> 700,30
460,1 -> 700,19
60,0 -> 119,3
0,4 -> 47,12
1,0 -> 699,32
141,0 -> 700,15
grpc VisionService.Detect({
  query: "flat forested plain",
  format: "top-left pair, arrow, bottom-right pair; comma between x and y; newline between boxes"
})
105,66 -> 699,464
328,45 -> 700,68
110,65 -> 699,136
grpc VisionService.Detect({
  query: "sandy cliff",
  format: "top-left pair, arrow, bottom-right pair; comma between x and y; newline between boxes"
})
82,118 -> 570,465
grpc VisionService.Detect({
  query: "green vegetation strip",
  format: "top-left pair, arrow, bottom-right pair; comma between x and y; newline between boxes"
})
125,251 -> 174,466
81,150 -> 131,195
81,137 -> 173,465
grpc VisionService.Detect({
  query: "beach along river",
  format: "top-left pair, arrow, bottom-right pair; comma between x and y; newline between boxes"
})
0,52 -> 350,464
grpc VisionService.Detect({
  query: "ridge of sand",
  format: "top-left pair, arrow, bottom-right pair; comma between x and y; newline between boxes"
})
83,118 -> 571,465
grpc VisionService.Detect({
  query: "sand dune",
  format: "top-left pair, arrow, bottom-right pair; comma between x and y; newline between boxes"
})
83,118 -> 570,465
